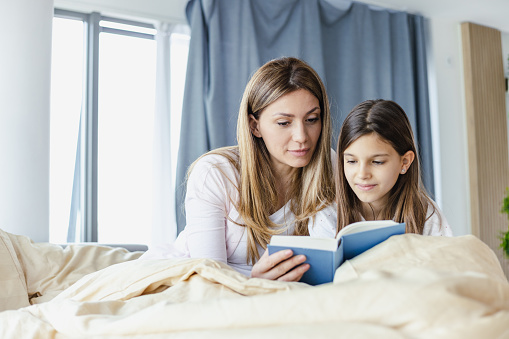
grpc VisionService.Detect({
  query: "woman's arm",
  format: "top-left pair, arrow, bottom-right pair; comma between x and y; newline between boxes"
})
184,155 -> 234,263
186,154 -> 311,281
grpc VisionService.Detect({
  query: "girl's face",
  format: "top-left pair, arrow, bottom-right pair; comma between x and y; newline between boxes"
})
343,133 -> 414,214
249,89 -> 322,177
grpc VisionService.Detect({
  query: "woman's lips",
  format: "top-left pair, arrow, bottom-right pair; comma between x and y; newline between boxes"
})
356,184 -> 376,191
289,148 -> 310,157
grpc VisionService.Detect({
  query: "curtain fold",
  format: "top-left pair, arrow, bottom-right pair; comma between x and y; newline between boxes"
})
152,22 -> 178,246
176,0 -> 434,233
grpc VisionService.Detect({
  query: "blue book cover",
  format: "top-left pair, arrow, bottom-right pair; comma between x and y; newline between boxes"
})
268,221 -> 405,285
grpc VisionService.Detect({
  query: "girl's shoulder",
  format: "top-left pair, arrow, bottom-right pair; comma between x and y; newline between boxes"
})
308,203 -> 338,239
423,201 -> 453,236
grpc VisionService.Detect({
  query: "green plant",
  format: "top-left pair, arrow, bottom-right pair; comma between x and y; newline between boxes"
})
500,188 -> 509,258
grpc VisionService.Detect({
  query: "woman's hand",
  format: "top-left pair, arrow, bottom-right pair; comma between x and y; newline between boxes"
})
250,249 -> 309,281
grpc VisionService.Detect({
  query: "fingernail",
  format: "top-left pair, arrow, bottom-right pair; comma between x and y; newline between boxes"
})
285,250 -> 293,256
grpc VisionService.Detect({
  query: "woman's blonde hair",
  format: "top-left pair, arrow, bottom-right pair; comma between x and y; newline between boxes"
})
190,57 -> 335,264
336,99 -> 438,234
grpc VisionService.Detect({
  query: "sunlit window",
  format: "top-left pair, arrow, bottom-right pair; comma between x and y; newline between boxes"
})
50,11 -> 189,245
97,28 -> 157,245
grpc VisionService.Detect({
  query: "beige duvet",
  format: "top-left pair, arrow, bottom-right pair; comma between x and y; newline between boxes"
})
1,228 -> 508,338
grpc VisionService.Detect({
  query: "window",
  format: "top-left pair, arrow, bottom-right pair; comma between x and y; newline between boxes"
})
50,10 -> 189,245
97,18 -> 157,245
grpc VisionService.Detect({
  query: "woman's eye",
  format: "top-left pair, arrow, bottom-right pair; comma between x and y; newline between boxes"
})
345,160 -> 357,164
373,161 -> 385,165
277,121 -> 290,126
306,117 -> 319,123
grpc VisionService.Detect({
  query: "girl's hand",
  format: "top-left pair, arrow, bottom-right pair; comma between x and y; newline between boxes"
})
250,249 -> 309,281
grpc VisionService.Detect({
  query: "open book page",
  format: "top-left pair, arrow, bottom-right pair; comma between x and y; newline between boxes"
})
336,220 -> 399,239
269,235 -> 339,251
269,220 -> 401,252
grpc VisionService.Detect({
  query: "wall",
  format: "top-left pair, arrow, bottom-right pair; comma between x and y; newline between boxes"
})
0,0 -> 54,241
428,18 -> 470,235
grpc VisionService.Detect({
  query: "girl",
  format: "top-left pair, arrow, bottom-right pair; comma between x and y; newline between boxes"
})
141,57 -> 337,281
332,99 -> 452,236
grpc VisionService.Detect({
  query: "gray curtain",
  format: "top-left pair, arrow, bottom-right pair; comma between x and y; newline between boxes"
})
176,0 -> 434,233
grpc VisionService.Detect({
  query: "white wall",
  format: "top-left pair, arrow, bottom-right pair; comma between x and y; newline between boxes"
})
0,0 -> 54,241
428,19 -> 470,235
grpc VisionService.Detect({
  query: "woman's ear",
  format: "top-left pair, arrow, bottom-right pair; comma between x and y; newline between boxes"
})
249,114 -> 262,138
401,150 -> 415,172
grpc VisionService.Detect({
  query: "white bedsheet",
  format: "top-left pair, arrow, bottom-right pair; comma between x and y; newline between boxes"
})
0,228 -> 508,338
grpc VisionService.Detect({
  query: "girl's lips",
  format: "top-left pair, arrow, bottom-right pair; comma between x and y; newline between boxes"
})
356,184 -> 376,191
289,148 -> 310,157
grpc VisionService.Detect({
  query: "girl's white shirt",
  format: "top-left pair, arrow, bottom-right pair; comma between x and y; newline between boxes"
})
309,203 -> 454,239
141,151 -> 338,276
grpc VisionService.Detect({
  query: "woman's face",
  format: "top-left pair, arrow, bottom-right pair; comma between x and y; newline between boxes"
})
249,89 -> 322,177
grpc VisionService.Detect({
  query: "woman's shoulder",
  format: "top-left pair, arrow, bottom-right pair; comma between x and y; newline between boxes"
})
188,147 -> 240,192
191,147 -> 240,175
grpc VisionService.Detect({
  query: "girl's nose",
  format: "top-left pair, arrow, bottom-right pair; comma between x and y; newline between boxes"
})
358,163 -> 371,179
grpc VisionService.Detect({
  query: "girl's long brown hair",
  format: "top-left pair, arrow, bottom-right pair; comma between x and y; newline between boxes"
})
189,57 -> 335,264
336,99 -> 438,234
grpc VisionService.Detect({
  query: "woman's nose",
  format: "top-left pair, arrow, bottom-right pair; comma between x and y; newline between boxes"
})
292,123 -> 308,143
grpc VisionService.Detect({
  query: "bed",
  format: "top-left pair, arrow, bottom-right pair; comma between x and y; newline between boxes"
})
1,227 -> 508,338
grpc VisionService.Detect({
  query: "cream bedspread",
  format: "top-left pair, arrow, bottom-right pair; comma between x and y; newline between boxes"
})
1,228 -> 508,338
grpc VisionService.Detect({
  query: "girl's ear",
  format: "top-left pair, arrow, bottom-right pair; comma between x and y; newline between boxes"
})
249,114 -> 262,138
401,150 -> 415,172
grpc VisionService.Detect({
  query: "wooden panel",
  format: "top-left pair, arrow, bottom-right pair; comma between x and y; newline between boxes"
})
461,22 -> 509,277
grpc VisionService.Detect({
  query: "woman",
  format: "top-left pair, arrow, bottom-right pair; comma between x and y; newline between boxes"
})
142,57 -> 337,281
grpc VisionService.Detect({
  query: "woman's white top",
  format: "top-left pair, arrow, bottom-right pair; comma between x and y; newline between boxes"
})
141,152 -> 337,276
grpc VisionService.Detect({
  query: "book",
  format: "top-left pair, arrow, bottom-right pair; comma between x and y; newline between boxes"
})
267,220 -> 405,285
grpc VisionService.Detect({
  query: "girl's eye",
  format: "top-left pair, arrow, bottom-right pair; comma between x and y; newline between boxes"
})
373,161 -> 385,165
306,117 -> 320,123
277,121 -> 290,126
345,160 -> 357,164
